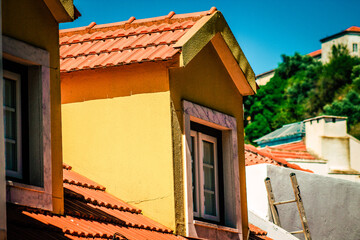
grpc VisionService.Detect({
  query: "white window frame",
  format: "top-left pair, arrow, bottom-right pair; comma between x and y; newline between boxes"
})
190,130 -> 200,218
3,70 -> 22,179
198,132 -> 220,222
353,43 -> 358,52
191,131 -> 220,221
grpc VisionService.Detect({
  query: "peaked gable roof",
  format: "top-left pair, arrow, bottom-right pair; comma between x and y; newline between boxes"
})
7,164 -> 186,240
59,8 -> 256,95
59,9 -> 214,72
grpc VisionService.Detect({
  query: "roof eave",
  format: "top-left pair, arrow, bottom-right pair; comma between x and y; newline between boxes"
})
320,30 -> 360,43
174,11 -> 256,95
43,0 -> 76,23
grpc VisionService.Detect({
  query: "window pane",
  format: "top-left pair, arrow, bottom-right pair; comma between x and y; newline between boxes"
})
5,142 -> 17,171
191,136 -> 197,212
4,110 -> 16,140
204,166 -> 215,191
202,138 -> 217,217
4,78 -> 16,108
4,77 -> 18,172
203,140 -> 214,165
204,191 -> 216,216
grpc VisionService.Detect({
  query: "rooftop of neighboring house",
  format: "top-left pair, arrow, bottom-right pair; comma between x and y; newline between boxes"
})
308,49 -> 322,58
320,26 -> 360,43
7,163 -> 271,239
255,69 -> 275,79
7,164 -> 185,240
249,224 -> 273,240
59,7 -> 217,72
254,122 -> 305,147
245,144 -> 313,173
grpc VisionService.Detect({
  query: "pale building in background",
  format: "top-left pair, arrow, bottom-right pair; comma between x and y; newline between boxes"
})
256,26 -> 360,86
254,115 -> 360,182
320,26 -> 360,62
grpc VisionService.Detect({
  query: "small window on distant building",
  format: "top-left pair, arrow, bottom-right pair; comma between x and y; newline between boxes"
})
353,43 -> 358,52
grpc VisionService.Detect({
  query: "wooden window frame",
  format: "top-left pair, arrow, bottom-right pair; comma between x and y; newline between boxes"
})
3,70 -> 22,179
198,132 -> 220,222
190,130 -> 200,218
191,131 -> 220,222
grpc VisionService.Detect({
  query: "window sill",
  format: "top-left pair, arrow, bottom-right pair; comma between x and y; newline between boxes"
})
6,180 -> 45,193
6,180 -> 52,210
194,220 -> 239,234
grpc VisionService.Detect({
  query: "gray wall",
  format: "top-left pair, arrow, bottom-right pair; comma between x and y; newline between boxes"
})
246,164 -> 360,240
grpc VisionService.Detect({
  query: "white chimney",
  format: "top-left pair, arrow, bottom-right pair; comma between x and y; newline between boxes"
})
303,116 -> 351,172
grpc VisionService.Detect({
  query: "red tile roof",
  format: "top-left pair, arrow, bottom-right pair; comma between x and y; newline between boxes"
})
320,26 -> 360,42
346,26 -> 360,32
308,49 -> 321,57
249,224 -> 273,240
7,164 -> 186,240
268,141 -> 316,160
245,144 -> 313,173
59,8 -> 217,72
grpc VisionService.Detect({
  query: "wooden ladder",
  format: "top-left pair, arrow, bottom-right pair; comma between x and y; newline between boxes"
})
264,173 -> 312,240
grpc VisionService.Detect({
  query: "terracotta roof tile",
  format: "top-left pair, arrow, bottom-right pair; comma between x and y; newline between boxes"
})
346,26 -> 360,32
245,144 -> 313,173
60,8 -> 217,72
308,49 -> 321,57
249,224 -> 273,240
7,164 -> 186,239
268,141 -> 316,160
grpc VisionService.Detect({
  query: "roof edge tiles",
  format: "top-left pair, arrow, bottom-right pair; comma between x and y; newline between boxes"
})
320,25 -> 360,43
308,49 -> 322,57
8,164 -> 187,239
59,8 -> 216,37
245,144 -> 313,173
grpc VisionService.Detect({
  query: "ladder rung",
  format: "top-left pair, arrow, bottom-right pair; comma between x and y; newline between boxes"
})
290,230 -> 304,234
273,199 -> 296,205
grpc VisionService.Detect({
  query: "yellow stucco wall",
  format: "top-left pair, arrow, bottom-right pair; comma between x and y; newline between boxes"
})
61,63 -> 177,229
2,0 -> 64,214
169,42 -> 248,236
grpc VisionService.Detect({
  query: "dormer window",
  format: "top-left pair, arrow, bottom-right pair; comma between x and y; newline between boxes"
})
353,43 -> 358,52
183,100 -> 242,232
3,36 -> 53,210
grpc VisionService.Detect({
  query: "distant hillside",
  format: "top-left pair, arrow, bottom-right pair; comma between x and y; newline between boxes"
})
244,44 -> 360,144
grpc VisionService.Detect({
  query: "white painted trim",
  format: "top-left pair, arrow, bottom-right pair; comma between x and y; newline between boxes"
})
3,70 -> 22,179
199,133 -> 220,222
190,130 -> 200,218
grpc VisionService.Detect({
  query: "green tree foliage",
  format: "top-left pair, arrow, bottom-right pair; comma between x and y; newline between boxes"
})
244,44 -> 360,144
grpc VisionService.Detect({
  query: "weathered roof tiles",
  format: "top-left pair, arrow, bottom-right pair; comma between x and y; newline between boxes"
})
245,144 -> 313,173
7,164 -> 186,240
59,8 -> 217,72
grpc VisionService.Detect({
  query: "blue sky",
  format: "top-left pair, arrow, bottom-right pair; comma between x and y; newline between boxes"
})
60,0 -> 360,75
